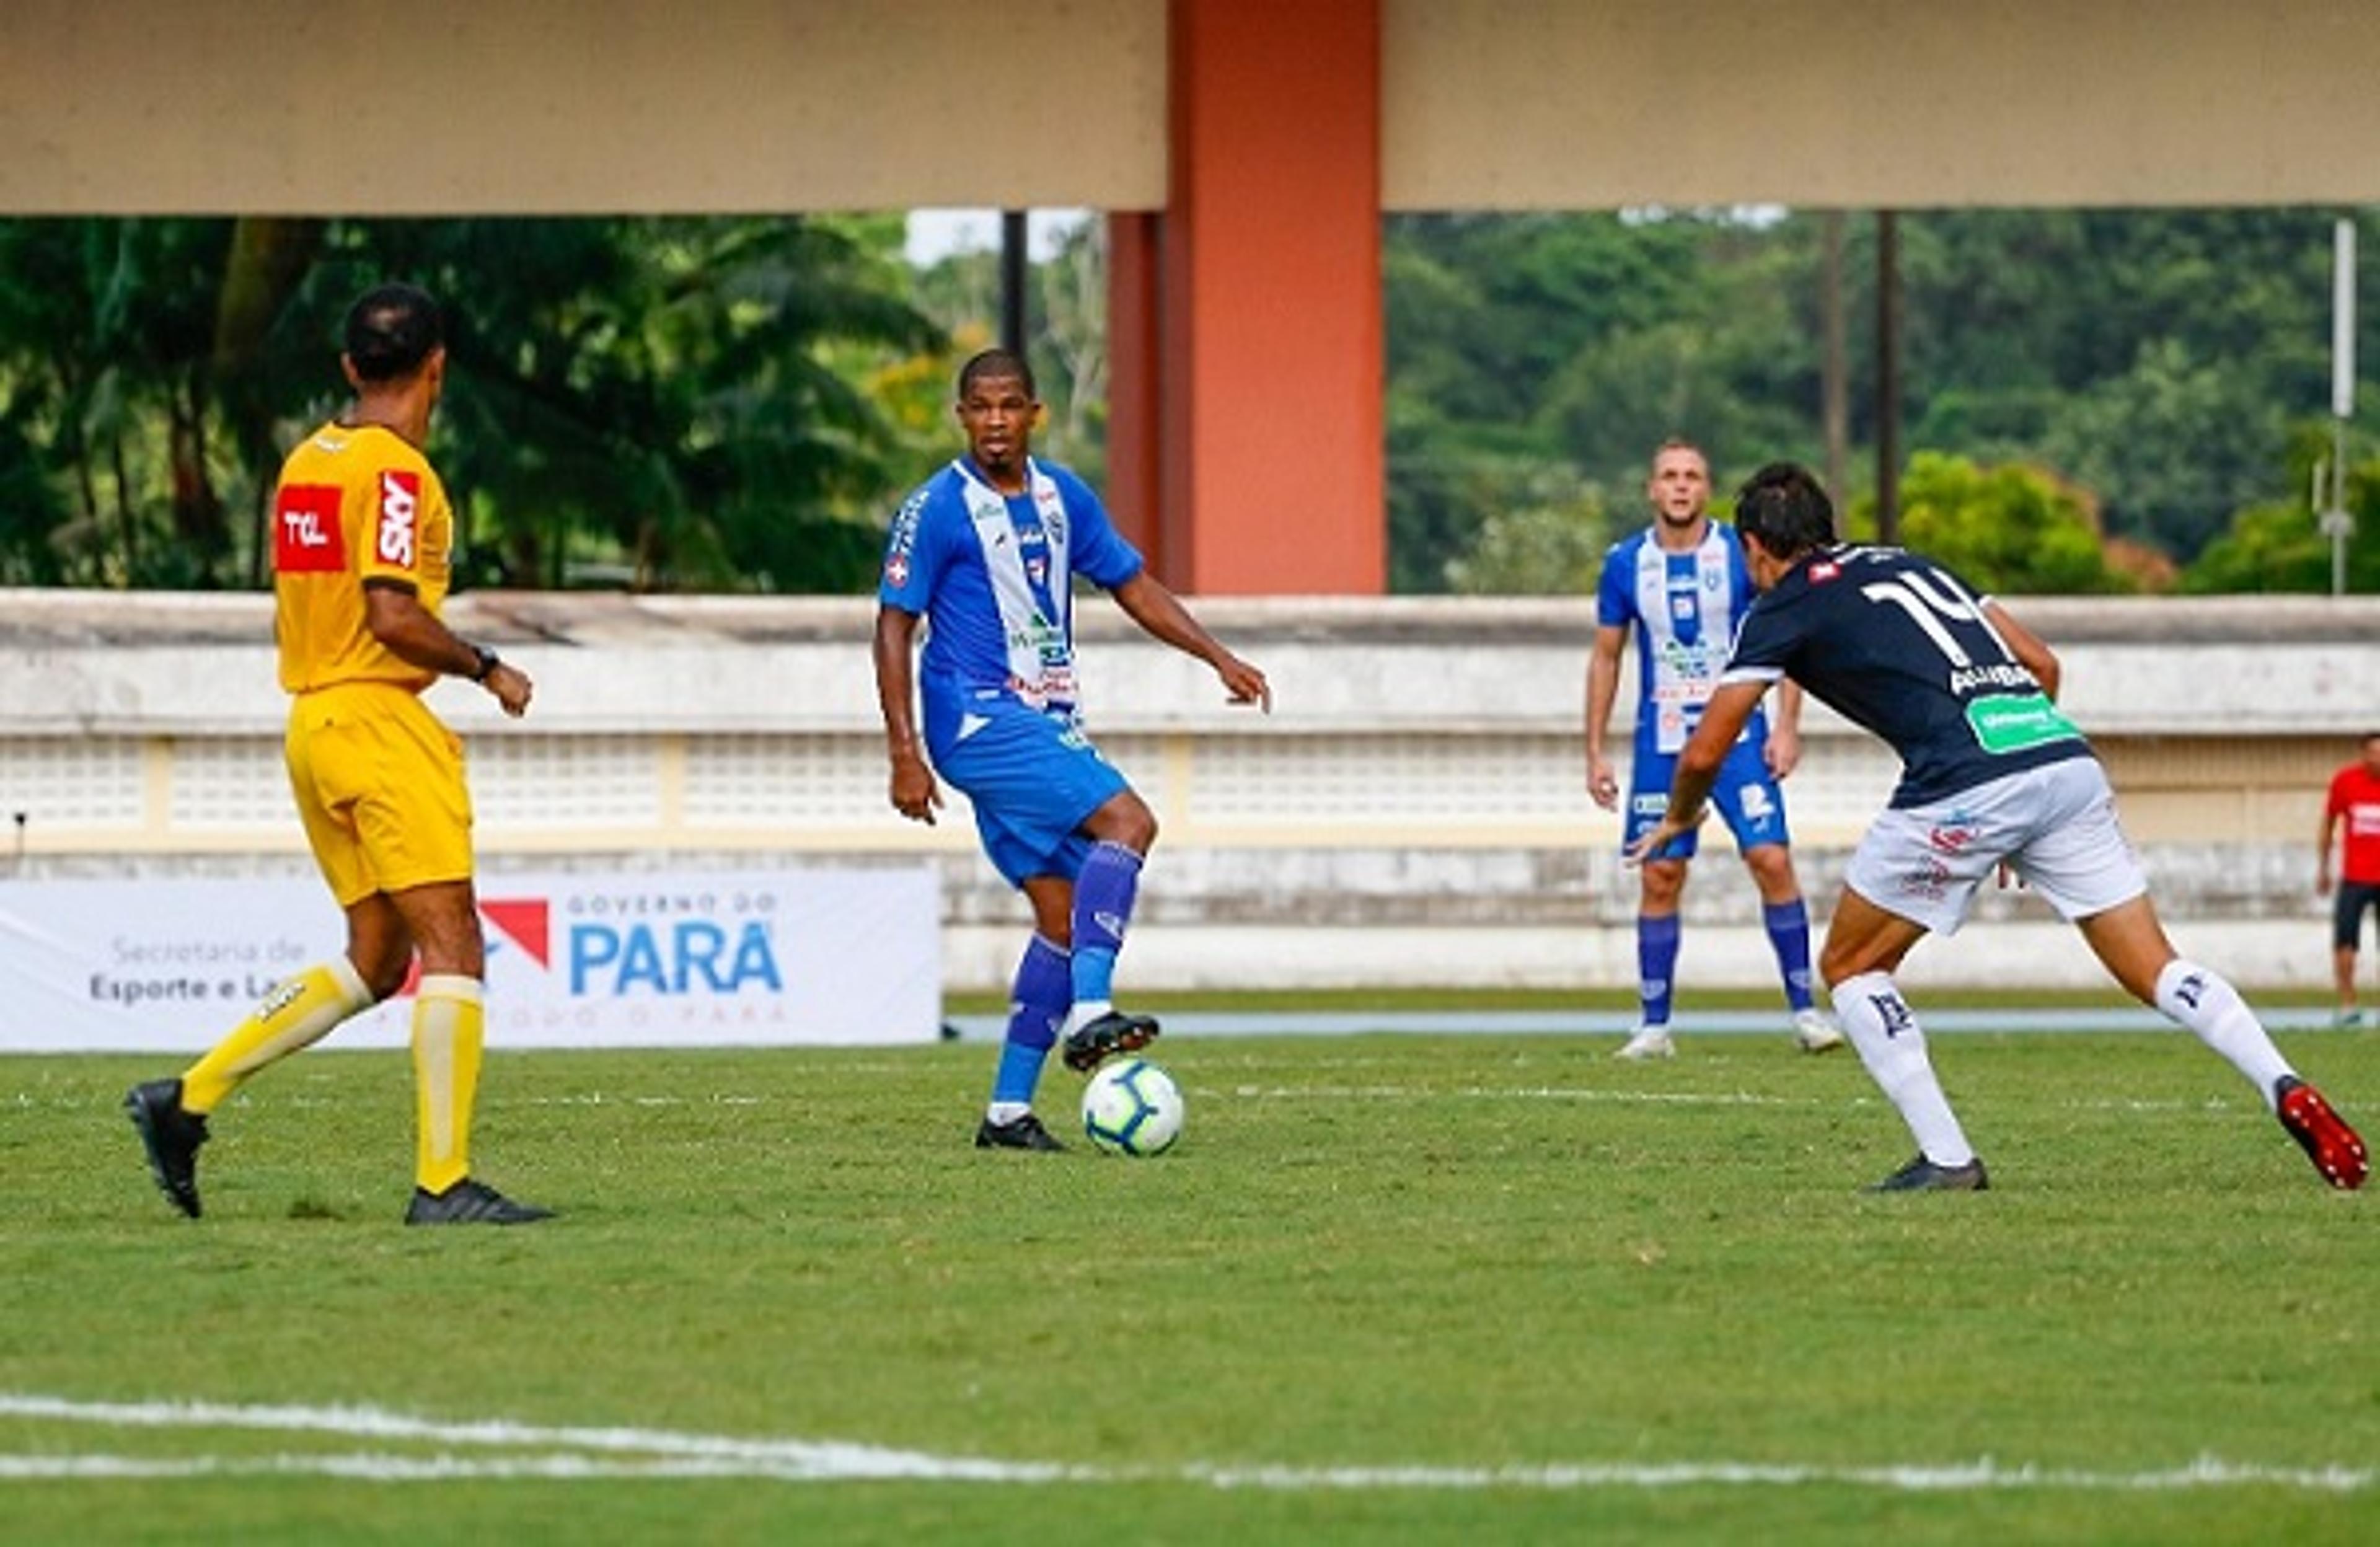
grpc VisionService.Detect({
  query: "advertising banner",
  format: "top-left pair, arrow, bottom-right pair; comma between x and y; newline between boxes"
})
0,868 -> 940,1052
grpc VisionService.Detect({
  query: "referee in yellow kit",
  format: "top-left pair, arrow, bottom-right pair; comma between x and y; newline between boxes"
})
126,282 -> 550,1226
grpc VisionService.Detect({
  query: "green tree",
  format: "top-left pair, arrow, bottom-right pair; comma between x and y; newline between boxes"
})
899,216 -> 1109,482
1894,208 -> 2339,559
2184,426 -> 2380,593
0,219 -> 258,586
1385,209 -> 1805,592
1382,205 -> 2373,590
0,214 -> 943,592
337,215 -> 939,590
1443,483 -> 1612,596
1846,453 -> 2132,593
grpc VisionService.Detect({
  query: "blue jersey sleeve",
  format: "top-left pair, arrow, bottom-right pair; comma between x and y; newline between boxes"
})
1595,542 -> 1637,629
1049,466 -> 1144,589
878,482 -> 942,612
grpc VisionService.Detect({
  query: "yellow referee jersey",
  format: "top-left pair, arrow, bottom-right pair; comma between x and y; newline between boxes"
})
270,420 -> 454,695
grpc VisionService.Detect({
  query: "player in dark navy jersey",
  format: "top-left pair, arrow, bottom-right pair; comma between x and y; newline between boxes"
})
875,349 -> 1271,1151
1629,461 -> 2366,1193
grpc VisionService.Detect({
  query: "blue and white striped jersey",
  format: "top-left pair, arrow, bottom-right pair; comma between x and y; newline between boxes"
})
879,457 -> 1143,754
1595,521 -> 1768,755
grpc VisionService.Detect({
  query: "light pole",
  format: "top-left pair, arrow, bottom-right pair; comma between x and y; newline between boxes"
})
1875,209 -> 1901,545
2317,217 -> 2357,596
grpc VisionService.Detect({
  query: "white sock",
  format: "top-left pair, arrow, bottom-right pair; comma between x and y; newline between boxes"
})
1064,998 -> 1112,1036
1830,972 -> 1975,1166
2154,959 -> 2293,1111
986,1100 -> 1032,1126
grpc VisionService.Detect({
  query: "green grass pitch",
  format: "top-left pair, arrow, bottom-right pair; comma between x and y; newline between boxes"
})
2,1028 -> 2374,1543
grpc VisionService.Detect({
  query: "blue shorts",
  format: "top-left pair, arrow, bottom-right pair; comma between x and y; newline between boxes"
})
1624,736 -> 1792,862
931,700 -> 1129,888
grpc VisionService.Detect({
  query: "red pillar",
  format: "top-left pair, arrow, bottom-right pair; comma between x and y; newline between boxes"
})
1107,0 -> 1385,595
1104,211 -> 1165,575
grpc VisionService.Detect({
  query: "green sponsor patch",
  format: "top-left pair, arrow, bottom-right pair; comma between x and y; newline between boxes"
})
1966,692 -> 2082,754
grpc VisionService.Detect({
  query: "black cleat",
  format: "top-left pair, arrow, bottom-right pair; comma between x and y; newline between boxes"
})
1060,1010 -> 1161,1073
974,1112 -> 1067,1152
2275,1075 -> 2369,1190
1866,1153 -> 1991,1193
125,1078 -> 209,1219
403,1178 -> 554,1226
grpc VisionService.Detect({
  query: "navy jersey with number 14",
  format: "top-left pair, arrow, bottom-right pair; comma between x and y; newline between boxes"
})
1718,545 -> 2089,809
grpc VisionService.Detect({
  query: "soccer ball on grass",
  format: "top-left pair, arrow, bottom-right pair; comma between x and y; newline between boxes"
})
1080,1057 -> 1184,1157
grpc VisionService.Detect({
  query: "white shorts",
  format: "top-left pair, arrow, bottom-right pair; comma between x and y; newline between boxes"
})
1842,757 -> 2146,937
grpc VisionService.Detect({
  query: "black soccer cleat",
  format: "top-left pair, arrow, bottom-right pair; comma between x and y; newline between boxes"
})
1866,1153 -> 1991,1193
125,1078 -> 209,1219
1060,1010 -> 1161,1073
973,1112 -> 1067,1152
2275,1076 -> 2369,1191
403,1178 -> 554,1226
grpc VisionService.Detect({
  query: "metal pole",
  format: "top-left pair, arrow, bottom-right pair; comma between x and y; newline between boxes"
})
1875,210 -> 1901,545
2334,419 -> 2350,598
1000,209 -> 1030,359
1820,210 -> 1848,502
2326,218 -> 2357,596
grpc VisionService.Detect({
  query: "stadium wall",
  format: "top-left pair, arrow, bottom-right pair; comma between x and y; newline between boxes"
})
3,589 -> 2370,996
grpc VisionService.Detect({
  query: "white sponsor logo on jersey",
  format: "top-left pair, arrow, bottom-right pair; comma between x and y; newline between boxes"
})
375,470 -> 420,568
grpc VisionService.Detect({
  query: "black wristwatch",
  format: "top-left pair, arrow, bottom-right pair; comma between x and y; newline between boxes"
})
469,644 -> 501,682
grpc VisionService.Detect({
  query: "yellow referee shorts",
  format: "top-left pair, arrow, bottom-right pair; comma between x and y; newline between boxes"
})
284,682 -> 475,906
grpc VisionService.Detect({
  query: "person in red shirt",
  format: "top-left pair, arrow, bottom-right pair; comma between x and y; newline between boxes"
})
2318,733 -> 2380,1027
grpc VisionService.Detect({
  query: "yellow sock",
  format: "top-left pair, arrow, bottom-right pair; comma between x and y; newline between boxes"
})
411,974 -> 485,1196
180,958 -> 374,1115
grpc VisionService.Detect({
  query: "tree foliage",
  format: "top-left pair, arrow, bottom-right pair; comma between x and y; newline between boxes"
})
0,216 -> 943,592
3,206 -> 2376,594
1844,453 -> 2133,594
1383,206 -> 2377,594
2184,425 -> 2380,593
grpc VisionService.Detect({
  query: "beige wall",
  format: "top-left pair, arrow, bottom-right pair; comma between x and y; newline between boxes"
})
1385,0 -> 2380,209
10,2 -> 2380,215
0,0 -> 1167,214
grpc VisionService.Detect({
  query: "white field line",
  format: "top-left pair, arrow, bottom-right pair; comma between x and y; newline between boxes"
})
1222,1085 -> 2236,1116
0,1395 -> 2367,1494
3,1086 -> 2241,1117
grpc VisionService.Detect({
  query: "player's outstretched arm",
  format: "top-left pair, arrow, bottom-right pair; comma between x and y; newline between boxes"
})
1109,571 -> 1271,713
1625,680 -> 1764,865
872,603 -> 942,824
1764,681 -> 1804,779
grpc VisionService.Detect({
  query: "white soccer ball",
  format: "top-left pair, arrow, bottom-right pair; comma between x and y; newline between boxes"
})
1080,1057 -> 1184,1157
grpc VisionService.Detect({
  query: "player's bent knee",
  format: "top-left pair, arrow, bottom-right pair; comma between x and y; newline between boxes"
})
1088,793 -> 1158,853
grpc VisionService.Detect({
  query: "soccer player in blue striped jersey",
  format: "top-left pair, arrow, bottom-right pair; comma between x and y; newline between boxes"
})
873,349 -> 1271,1151
1587,440 -> 1843,1060
1631,461 -> 2366,1192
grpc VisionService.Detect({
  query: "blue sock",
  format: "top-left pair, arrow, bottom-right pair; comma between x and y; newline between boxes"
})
1763,899 -> 1817,1013
991,935 -> 1072,1108
1069,841 -> 1145,1010
1637,914 -> 1681,1026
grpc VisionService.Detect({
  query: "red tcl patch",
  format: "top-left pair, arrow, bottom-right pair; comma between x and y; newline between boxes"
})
374,469 -> 421,569
273,484 -> 346,573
